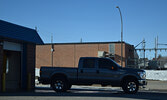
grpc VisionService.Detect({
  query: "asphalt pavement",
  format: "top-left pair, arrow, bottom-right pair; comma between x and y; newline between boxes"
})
0,80 -> 167,100
146,80 -> 167,91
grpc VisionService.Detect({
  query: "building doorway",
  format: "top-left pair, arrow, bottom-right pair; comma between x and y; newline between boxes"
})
3,50 -> 21,91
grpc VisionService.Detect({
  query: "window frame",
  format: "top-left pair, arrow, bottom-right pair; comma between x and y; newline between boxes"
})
82,58 -> 96,69
98,58 -> 116,70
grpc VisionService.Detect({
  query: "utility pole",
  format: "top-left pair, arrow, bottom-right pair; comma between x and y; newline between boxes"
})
155,36 -> 159,60
51,33 -> 54,67
116,6 -> 123,67
135,37 -> 167,69
80,38 -> 82,43
142,39 -> 146,68
155,37 -> 157,60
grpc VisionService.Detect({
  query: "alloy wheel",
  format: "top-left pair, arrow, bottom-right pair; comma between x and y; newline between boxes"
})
54,80 -> 64,90
127,82 -> 136,92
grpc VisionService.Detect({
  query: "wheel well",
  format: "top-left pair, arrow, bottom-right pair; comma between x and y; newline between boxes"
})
121,75 -> 138,85
51,73 -> 68,81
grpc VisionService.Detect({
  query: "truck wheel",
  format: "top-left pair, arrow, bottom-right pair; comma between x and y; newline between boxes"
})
51,78 -> 68,92
122,79 -> 139,94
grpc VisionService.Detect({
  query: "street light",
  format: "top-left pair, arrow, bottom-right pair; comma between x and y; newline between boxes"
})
116,6 -> 123,67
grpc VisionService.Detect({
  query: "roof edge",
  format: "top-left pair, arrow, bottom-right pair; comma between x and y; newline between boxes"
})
38,41 -> 133,45
0,19 -> 36,31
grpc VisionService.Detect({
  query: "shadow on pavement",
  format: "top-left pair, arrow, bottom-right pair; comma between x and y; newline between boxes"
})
0,87 -> 167,100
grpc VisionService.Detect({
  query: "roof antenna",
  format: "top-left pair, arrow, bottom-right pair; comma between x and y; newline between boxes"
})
35,26 -> 38,31
80,38 -> 82,43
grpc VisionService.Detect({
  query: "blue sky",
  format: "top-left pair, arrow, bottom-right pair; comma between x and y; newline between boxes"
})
0,0 -> 167,58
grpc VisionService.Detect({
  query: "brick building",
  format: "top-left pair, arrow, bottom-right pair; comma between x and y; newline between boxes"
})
36,42 -> 135,69
0,20 -> 43,92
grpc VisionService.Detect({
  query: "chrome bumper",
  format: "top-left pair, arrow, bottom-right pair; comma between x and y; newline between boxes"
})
138,80 -> 147,86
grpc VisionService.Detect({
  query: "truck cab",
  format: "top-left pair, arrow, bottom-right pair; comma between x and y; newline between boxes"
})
77,57 -> 122,86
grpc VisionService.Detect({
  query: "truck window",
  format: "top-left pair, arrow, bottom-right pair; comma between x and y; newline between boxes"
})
99,58 -> 113,69
83,59 -> 95,68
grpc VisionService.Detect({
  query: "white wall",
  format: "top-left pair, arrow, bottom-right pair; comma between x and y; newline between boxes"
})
145,70 -> 167,81
36,68 -> 40,77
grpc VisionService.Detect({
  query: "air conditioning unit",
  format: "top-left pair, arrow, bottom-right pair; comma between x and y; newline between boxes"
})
98,51 -> 106,57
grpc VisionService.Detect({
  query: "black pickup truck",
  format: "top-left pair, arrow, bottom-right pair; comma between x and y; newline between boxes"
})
38,57 -> 147,94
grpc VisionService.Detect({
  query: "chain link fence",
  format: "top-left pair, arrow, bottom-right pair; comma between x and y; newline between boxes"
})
126,59 -> 167,70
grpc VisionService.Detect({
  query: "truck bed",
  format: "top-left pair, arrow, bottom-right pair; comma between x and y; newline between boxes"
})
39,67 -> 78,84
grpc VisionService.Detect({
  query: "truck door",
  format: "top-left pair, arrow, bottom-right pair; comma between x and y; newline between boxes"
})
78,58 -> 98,84
97,58 -> 121,84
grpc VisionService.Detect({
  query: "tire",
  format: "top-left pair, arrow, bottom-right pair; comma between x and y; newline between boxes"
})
122,79 -> 139,94
101,84 -> 107,87
51,78 -> 68,92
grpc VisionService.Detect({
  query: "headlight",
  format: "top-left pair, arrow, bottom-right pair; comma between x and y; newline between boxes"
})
138,72 -> 146,79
